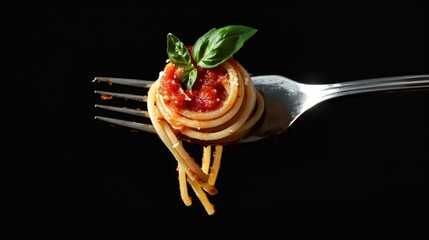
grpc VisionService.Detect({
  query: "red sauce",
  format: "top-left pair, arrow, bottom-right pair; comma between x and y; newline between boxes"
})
100,94 -> 113,100
158,48 -> 237,112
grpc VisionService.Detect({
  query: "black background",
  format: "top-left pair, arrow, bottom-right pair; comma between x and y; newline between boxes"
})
4,4 -> 429,238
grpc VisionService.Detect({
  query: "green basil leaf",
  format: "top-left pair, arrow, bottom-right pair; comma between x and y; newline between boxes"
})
166,33 -> 194,70
166,25 -> 256,90
180,68 -> 198,90
191,28 -> 217,64
192,25 -> 257,68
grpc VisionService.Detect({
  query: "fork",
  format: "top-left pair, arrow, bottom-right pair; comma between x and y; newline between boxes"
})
93,74 -> 429,144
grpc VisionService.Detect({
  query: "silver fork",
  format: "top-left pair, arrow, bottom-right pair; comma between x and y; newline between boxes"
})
93,74 -> 429,144
93,77 -> 156,135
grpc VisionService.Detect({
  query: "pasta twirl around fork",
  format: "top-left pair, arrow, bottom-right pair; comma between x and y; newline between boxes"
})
147,25 -> 265,215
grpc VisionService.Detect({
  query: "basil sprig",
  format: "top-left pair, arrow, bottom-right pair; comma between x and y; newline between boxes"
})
166,25 -> 257,89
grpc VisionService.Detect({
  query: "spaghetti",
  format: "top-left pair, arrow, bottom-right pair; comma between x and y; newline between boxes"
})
147,26 -> 264,215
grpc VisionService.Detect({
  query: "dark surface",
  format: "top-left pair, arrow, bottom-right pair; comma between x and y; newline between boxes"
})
4,4 -> 429,238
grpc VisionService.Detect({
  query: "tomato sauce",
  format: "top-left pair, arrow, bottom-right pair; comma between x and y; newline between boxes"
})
158,57 -> 237,112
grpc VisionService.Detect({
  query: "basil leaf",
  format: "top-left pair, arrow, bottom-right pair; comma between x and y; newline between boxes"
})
191,28 -> 217,64
166,25 -> 256,90
192,25 -> 257,68
180,68 -> 198,90
166,33 -> 194,70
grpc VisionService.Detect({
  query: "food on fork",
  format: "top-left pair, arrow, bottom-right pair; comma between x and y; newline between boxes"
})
147,25 -> 265,215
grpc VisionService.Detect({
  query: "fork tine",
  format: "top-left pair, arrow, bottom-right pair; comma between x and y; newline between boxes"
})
94,90 -> 148,102
93,76 -> 157,135
95,104 -> 150,118
94,116 -> 156,134
93,77 -> 153,88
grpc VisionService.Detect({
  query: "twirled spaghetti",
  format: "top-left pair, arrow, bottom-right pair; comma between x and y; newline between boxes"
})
147,57 -> 264,215
145,25 -> 263,215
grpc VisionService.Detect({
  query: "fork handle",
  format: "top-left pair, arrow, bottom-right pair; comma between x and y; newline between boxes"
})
324,74 -> 429,98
